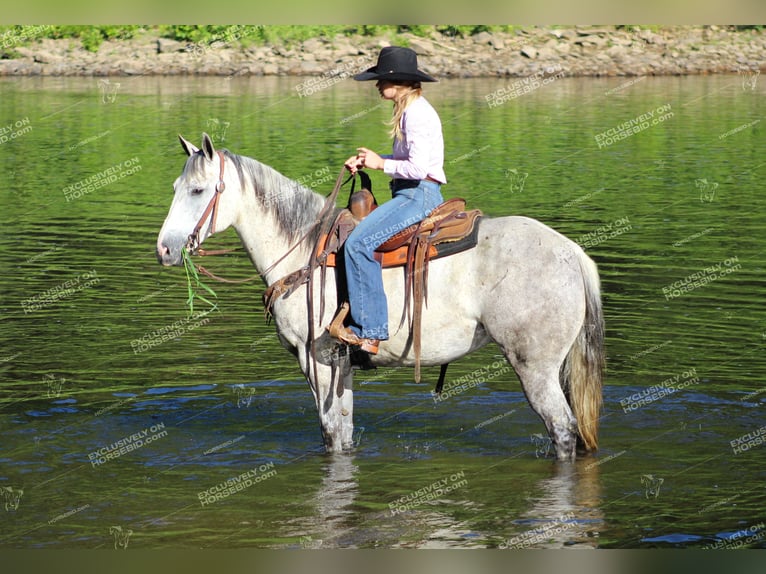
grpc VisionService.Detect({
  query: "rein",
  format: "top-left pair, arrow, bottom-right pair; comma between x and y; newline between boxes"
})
185,154 -> 352,285
260,168 -> 353,277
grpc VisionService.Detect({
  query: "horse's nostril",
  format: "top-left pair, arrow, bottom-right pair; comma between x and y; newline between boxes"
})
157,243 -> 171,263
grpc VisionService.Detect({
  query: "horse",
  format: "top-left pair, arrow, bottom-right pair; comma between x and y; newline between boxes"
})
156,133 -> 605,461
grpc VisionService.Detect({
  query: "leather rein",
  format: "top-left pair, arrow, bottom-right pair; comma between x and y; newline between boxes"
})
185,151 -> 351,285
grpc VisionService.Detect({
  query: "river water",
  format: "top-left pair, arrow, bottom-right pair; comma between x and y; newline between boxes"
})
0,74 -> 764,549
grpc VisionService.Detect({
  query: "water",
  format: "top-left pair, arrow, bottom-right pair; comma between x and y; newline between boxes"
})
1,74 -> 765,549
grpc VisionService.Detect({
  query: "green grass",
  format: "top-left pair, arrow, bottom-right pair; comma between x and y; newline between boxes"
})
49,25 -> 145,52
0,24 -> 529,54
182,248 -> 218,318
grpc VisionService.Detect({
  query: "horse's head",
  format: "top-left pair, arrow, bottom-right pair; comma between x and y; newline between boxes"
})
156,133 -> 239,266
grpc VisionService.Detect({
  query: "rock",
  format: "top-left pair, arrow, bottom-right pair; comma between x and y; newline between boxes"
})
576,35 -> 608,48
408,38 -> 434,56
576,27 -> 609,36
331,40 -> 359,58
248,46 -> 271,58
299,60 -> 321,73
301,37 -> 324,53
273,46 -> 294,57
489,37 -> 505,50
536,46 -> 557,60
505,60 -> 528,75
611,34 -> 634,47
157,38 -> 185,53
638,29 -> 661,45
520,45 -> 538,59
606,45 -> 627,59
122,64 -> 141,75
473,31 -> 492,45
31,51 -> 62,64
551,28 -> 576,39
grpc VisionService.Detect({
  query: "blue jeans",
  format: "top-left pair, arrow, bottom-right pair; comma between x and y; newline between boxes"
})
344,180 -> 444,340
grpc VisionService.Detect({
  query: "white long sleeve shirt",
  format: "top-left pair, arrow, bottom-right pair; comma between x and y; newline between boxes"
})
382,96 -> 447,184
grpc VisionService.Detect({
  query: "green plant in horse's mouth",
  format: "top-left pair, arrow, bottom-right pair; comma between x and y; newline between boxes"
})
182,248 -> 218,317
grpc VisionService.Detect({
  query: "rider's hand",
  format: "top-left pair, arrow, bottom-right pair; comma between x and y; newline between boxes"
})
344,154 -> 364,174
345,147 -> 384,174
355,147 -> 384,170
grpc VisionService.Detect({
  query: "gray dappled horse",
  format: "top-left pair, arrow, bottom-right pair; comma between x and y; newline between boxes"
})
156,133 -> 605,461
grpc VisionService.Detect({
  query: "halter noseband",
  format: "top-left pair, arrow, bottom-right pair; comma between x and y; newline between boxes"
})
186,150 -> 226,252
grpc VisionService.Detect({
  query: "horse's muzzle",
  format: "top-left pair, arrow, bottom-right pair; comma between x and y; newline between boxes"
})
156,237 -> 184,266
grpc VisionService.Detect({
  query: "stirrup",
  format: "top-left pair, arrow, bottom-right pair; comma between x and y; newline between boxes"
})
326,303 -> 379,354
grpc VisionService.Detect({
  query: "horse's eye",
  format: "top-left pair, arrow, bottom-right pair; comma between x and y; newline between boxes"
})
191,188 -> 204,196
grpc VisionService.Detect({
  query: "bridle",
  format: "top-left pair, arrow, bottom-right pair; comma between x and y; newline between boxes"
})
185,150 -> 227,253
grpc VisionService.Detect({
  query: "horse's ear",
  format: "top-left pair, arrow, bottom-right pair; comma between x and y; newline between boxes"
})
201,132 -> 215,161
178,134 -> 199,156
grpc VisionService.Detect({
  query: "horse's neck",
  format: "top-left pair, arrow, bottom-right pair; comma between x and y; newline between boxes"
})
233,202 -> 317,286
230,157 -> 325,285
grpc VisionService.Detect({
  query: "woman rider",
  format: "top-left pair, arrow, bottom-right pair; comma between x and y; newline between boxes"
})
329,46 -> 446,354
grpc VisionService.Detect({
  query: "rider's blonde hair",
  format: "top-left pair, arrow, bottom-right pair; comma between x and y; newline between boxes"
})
388,82 -> 422,142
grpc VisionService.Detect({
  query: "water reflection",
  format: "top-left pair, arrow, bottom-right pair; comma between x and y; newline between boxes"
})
508,460 -> 603,548
292,452 -> 604,548
311,454 -> 360,548
287,453 -> 359,549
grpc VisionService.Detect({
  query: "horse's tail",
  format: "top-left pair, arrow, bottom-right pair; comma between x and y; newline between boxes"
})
561,249 -> 605,452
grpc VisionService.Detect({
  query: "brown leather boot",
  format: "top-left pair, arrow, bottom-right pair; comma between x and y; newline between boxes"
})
326,303 -> 380,354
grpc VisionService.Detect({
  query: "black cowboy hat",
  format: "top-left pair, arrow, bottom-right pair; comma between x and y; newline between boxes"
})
353,46 -> 437,83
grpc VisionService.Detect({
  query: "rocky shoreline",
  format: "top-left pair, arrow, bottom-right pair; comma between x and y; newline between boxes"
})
1,25 -> 764,78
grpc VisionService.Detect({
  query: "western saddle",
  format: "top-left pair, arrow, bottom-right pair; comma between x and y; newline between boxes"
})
263,173 -> 483,386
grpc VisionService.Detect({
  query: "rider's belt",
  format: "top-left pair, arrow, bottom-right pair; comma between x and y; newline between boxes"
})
390,176 -> 442,192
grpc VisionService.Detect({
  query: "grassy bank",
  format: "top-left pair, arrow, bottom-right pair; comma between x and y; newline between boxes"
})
0,24 -> 520,55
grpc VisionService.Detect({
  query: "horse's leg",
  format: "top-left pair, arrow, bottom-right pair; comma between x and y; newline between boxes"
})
485,299 -> 581,461
513,362 -> 578,461
300,350 -> 355,453
492,323 -> 580,460
483,312 -> 580,460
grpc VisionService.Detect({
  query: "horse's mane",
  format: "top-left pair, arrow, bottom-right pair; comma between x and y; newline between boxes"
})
184,150 -> 326,243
